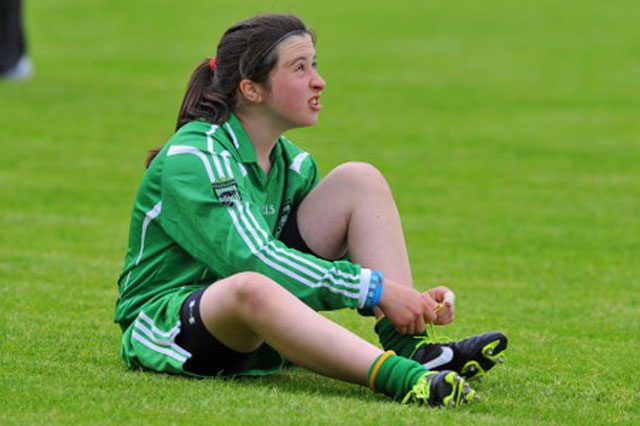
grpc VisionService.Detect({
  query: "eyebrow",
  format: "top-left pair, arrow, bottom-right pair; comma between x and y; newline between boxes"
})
288,54 -> 317,66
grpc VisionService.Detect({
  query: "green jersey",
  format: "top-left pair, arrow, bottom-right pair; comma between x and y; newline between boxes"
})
115,114 -> 373,330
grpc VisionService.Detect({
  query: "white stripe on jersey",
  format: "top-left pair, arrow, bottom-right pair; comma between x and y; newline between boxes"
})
227,207 -> 316,286
205,124 -> 219,151
167,145 -> 216,183
122,270 -> 132,290
182,139 -> 361,300
224,122 -> 240,148
289,152 -> 309,174
357,268 -> 372,308
236,202 -> 324,283
228,205 -> 359,299
210,147 -> 360,288
205,125 -> 225,178
135,201 -> 162,265
220,151 -> 234,177
241,202 -> 360,289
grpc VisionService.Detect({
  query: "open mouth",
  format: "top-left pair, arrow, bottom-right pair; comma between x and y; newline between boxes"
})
309,96 -> 321,111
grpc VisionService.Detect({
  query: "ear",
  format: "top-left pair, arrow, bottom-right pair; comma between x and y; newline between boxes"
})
238,79 -> 265,104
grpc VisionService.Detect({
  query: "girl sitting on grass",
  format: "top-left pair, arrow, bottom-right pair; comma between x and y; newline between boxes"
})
115,13 -> 507,407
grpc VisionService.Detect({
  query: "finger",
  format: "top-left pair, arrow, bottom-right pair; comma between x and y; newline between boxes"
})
438,305 -> 452,318
416,311 -> 425,333
420,292 -> 430,306
438,304 -> 454,322
437,312 -> 452,325
422,293 -> 439,311
443,290 -> 455,307
423,307 -> 437,324
419,295 -> 429,312
442,308 -> 455,324
434,308 -> 447,325
428,286 -> 450,301
414,311 -> 425,334
405,315 -> 416,335
406,323 -> 415,335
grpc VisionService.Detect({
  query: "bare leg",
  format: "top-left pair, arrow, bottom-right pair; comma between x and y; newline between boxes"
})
297,162 -> 414,287
199,272 -> 382,385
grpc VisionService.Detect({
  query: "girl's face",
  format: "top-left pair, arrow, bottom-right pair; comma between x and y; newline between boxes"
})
261,33 -> 326,130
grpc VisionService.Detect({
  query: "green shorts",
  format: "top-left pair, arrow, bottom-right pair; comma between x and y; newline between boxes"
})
120,286 -> 286,377
120,286 -> 197,375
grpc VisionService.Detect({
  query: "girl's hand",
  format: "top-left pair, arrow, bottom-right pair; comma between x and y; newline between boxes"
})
378,279 -> 438,334
423,286 -> 455,325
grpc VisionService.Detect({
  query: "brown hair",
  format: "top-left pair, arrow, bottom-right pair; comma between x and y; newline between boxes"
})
146,14 -> 314,168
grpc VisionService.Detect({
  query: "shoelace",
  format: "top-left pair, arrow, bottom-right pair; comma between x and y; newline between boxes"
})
412,304 -> 454,351
414,323 -> 453,347
401,373 -> 432,404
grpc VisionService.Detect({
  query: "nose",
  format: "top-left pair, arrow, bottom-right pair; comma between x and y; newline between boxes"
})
311,69 -> 326,91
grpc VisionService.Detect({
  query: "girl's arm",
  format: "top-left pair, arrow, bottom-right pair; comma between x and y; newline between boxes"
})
160,146 -> 375,312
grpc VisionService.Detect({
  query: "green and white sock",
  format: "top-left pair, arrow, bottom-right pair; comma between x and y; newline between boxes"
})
367,351 -> 428,400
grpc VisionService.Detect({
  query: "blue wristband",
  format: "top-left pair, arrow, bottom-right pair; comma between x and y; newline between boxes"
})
365,270 -> 383,308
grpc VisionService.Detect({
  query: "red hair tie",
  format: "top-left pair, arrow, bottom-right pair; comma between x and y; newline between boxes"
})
209,56 -> 216,71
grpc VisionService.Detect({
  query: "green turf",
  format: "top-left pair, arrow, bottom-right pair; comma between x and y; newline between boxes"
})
1,0 -> 639,424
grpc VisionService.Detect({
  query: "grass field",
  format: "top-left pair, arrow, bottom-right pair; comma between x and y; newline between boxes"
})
1,0 -> 639,424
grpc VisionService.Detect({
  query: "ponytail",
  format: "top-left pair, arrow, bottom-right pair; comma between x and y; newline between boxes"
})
145,59 -> 233,168
145,146 -> 163,169
175,60 -> 232,130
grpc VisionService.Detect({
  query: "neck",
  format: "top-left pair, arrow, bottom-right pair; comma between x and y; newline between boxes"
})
235,109 -> 284,173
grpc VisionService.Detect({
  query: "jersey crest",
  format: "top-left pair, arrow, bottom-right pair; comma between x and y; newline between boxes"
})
212,179 -> 242,207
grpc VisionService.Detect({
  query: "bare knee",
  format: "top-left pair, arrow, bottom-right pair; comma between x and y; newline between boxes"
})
328,162 -> 391,196
199,272 -> 277,352
227,272 -> 280,317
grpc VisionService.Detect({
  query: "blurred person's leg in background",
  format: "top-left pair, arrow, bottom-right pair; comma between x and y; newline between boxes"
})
1,0 -> 32,79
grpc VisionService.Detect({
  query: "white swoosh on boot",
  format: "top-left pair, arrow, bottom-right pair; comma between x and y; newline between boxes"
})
422,346 -> 454,370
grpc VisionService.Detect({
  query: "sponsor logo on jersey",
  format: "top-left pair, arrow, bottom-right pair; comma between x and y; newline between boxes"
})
212,179 -> 242,207
263,204 -> 276,216
274,201 -> 292,236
